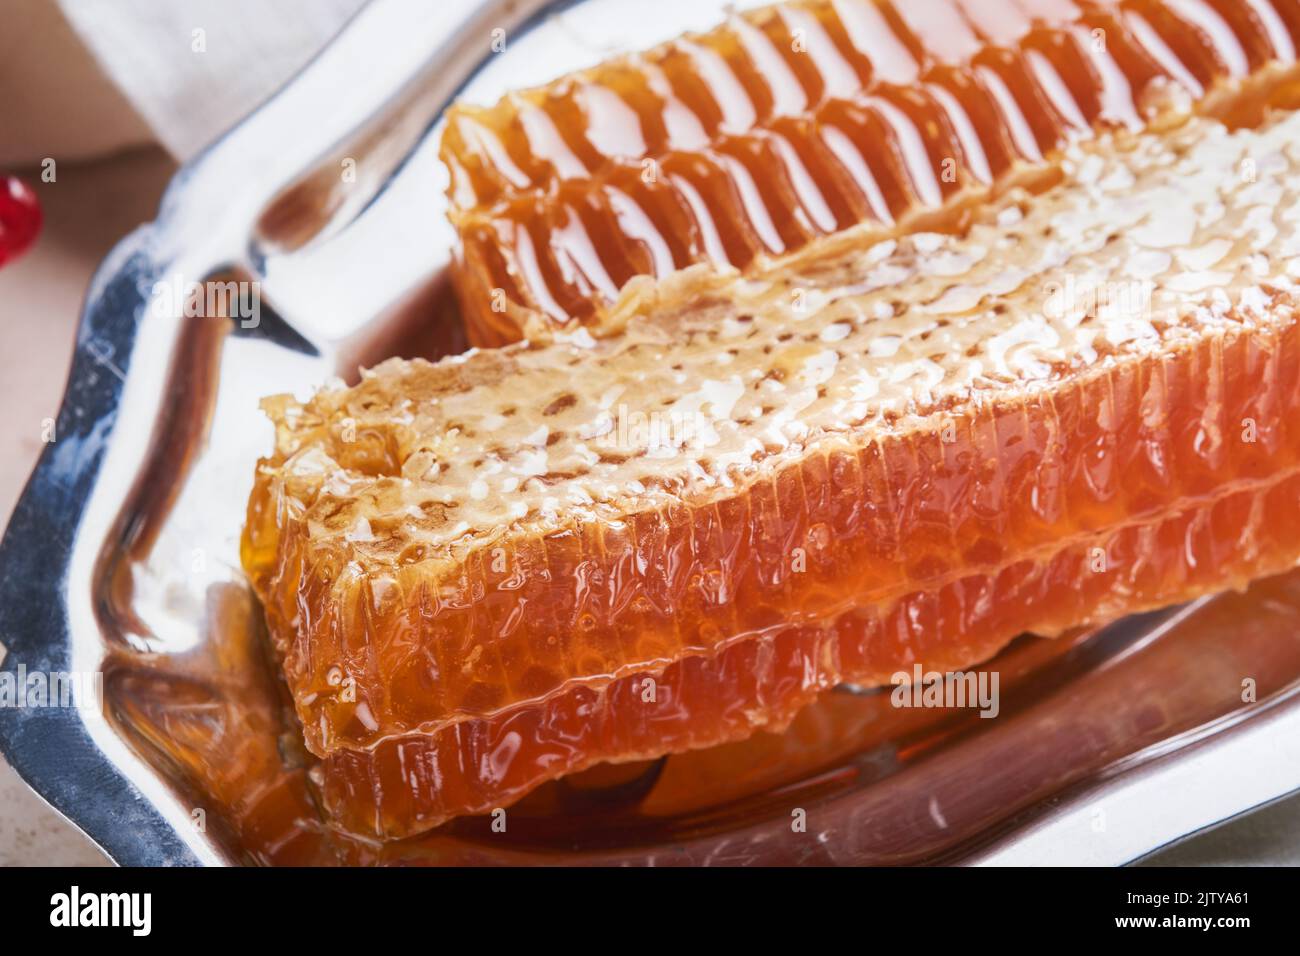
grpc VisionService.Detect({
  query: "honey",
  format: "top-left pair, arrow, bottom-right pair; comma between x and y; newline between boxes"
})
246,98 -> 1300,837
441,0 -> 1300,345
108,565 -> 1300,862
316,468 -> 1300,838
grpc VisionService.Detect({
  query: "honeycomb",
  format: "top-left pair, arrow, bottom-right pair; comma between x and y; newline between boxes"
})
441,0 -> 1300,345
246,96 -> 1300,836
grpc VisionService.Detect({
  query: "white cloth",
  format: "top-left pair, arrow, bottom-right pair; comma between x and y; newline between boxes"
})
59,0 -> 367,159
7,0 -> 367,166
1,0 -> 153,166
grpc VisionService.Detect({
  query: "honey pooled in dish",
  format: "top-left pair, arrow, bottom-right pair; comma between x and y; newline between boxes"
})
441,0 -> 1300,345
247,94 -> 1300,838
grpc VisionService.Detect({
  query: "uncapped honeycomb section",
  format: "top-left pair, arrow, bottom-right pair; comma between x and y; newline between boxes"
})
441,0 -> 1300,344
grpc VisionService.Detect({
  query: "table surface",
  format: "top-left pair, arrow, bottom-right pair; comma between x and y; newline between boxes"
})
0,148 -> 1295,867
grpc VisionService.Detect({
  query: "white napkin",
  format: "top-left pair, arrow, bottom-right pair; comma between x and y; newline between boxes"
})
55,0 -> 367,161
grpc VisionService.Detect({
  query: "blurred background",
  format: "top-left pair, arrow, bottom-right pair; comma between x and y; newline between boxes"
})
0,0 -> 1297,866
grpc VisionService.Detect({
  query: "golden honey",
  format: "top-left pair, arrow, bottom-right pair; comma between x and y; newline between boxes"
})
441,0 -> 1300,345
247,91 -> 1300,836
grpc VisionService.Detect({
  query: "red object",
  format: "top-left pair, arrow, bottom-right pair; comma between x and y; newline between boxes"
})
0,175 -> 42,268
